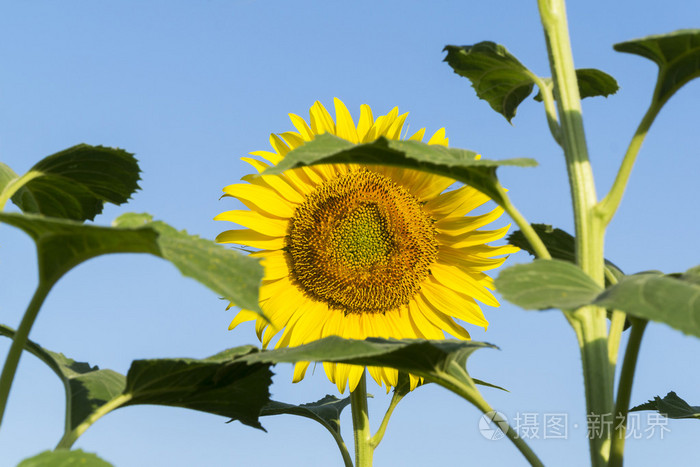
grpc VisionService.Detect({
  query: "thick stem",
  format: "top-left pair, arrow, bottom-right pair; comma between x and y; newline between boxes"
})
0,280 -> 53,429
596,104 -> 661,226
538,1 -> 612,465
350,371 -> 373,467
55,393 -> 133,450
608,320 -> 647,467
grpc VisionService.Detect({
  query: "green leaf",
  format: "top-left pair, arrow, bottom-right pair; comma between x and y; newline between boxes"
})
614,29 -> 700,107
443,42 -> 535,122
17,450 -> 113,467
241,336 -> 501,401
0,324 -> 125,432
0,161 -> 19,195
122,346 -> 272,430
10,144 -> 140,221
533,69 -> 619,102
630,391 -> 700,420
0,212 -> 263,312
443,43 -> 618,121
593,267 -> 700,338
507,223 -> 625,283
259,395 -> 351,436
495,259 -> 604,310
264,134 -> 536,205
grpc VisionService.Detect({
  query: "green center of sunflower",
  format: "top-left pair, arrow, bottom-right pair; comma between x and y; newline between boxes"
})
286,169 -> 438,314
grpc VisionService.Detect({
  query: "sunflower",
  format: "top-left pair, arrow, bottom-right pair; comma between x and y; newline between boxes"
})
216,98 -> 517,394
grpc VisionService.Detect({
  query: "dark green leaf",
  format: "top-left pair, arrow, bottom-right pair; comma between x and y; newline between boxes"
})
444,42 -> 535,122
614,29 -> 700,107
259,395 -> 351,436
10,145 -> 140,221
123,346 -> 272,430
0,212 -> 262,312
444,43 -> 618,121
17,449 -> 113,467
264,134 -> 536,205
593,267 -> 700,338
495,259 -> 604,310
241,337 -> 501,402
507,223 -> 625,283
533,69 -> 619,101
630,391 -> 700,419
0,324 -> 125,432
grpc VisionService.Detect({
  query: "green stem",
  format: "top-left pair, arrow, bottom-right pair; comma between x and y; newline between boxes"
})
0,279 -> 53,429
55,393 -> 133,450
538,1 -> 612,465
350,371 -> 373,467
596,103 -> 661,226
607,310 -> 626,375
0,170 -> 41,211
370,386 -> 404,448
455,378 -> 544,467
495,185 -> 551,260
528,73 -> 562,145
608,319 -> 647,467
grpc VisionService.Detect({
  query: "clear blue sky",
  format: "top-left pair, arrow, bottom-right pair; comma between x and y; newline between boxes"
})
1,1 -> 699,466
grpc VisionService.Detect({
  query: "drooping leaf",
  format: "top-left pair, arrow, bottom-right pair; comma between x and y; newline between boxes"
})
122,346 -> 272,430
630,391 -> 700,420
10,145 -> 140,221
614,29 -> 700,107
444,43 -> 618,121
241,337 -> 501,402
507,223 -> 625,282
533,69 -> 619,101
0,324 -> 125,432
17,449 -> 113,467
495,259 -> 604,310
593,267 -> 700,338
263,134 -> 536,205
259,395 -> 351,436
443,42 -> 535,122
0,212 -> 262,312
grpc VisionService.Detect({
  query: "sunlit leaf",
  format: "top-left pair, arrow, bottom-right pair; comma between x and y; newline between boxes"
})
614,29 -> 700,107
495,259 -> 603,310
443,42 -> 535,122
17,449 -> 113,467
0,212 -> 262,312
258,395 -> 351,436
444,43 -> 618,121
0,162 -> 18,195
122,346 -> 272,430
241,337 -> 502,402
507,223 -> 625,282
631,391 -> 700,420
593,267 -> 700,338
533,69 -> 619,101
264,134 -> 536,205
10,145 -> 140,221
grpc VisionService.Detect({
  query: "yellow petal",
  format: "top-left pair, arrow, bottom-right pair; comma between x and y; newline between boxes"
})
223,183 -> 295,218
435,208 -> 505,236
214,210 -> 288,237
216,229 -> 285,250
357,104 -> 374,142
309,101 -> 336,135
334,98 -> 359,143
430,262 -> 500,307
420,279 -> 489,328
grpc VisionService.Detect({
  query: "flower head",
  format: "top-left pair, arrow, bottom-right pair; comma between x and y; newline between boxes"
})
216,98 -> 517,393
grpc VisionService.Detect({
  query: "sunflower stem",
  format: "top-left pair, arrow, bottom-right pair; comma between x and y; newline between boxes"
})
495,185 -> 551,260
527,73 -> 563,145
0,279 -> 53,429
370,385 -> 405,449
537,1 -> 613,466
55,393 -> 133,449
609,319 -> 647,467
351,371 -> 373,467
595,102 -> 662,226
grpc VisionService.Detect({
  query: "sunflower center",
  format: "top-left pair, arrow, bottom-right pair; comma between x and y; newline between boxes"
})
286,169 -> 437,314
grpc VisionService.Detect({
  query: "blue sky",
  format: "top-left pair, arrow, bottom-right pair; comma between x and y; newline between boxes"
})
1,1 -> 699,465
